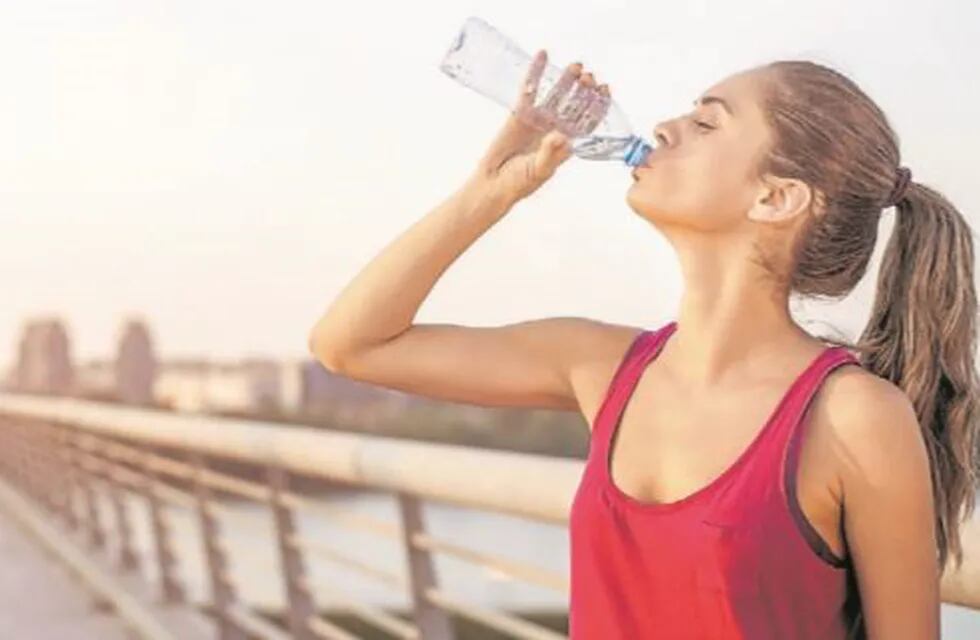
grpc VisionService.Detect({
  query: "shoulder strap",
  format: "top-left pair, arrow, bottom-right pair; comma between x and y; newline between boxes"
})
780,347 -> 862,467
767,347 -> 862,566
591,321 -> 677,442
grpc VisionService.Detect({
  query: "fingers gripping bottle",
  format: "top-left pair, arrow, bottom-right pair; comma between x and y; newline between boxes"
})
439,16 -> 653,168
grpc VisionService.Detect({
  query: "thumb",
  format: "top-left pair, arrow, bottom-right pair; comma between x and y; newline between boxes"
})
534,131 -> 572,177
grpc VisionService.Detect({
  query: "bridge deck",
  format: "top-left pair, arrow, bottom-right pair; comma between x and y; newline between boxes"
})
0,511 -> 135,639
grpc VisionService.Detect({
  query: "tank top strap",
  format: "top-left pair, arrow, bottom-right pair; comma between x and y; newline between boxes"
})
591,321 -> 678,450
736,346 -> 861,512
772,346 -> 862,468
704,345 -> 862,528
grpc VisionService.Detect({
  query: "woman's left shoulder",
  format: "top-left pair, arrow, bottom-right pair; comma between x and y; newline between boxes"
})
820,359 -> 914,419
815,359 -> 923,464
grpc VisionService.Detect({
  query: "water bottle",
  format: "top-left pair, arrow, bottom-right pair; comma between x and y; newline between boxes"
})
439,16 -> 653,168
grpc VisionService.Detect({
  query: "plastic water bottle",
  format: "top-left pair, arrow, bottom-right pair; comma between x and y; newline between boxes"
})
439,16 -> 653,168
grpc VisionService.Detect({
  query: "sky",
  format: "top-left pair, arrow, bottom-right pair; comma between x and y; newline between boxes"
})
1,0 -> 978,368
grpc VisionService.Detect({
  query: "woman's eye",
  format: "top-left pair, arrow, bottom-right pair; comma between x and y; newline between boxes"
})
695,121 -> 716,131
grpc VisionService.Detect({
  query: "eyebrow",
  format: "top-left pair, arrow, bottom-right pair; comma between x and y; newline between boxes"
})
693,95 -> 735,116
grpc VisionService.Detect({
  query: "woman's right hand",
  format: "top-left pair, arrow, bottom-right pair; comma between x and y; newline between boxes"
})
468,50 -> 610,207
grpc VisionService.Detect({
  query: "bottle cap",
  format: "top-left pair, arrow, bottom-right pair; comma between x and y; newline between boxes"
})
624,138 -> 652,167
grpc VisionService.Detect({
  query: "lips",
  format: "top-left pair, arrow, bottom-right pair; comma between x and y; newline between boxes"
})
631,154 -> 656,179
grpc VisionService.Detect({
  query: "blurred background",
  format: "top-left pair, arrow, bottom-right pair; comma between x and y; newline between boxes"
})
0,0 -> 977,638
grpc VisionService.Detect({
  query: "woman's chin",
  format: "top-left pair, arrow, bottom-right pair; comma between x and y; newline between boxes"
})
625,187 -> 658,216
625,192 -> 684,228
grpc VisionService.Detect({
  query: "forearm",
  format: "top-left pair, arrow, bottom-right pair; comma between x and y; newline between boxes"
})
308,177 -> 512,366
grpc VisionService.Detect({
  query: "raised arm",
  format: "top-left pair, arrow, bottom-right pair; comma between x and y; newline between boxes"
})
308,55 -> 640,414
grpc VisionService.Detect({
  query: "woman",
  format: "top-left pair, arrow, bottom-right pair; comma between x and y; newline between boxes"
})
308,51 -> 978,638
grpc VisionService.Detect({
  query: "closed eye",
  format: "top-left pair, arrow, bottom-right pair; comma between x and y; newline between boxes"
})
695,120 -> 716,131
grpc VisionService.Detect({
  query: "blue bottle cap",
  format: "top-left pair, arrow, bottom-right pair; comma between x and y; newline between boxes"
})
624,138 -> 653,167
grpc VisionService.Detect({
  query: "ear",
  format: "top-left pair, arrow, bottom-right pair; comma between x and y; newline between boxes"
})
747,175 -> 814,223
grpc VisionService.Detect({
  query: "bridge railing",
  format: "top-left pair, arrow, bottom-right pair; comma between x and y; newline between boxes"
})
0,392 -> 977,640
0,393 -> 582,640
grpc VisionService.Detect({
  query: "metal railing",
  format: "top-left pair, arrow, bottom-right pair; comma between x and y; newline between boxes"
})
0,393 -> 581,639
0,392 -> 977,640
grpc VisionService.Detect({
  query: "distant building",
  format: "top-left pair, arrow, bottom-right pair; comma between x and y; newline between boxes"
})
14,318 -> 74,394
239,359 -> 282,412
154,358 -> 284,414
279,359 -> 305,414
115,319 -> 157,405
74,360 -> 117,400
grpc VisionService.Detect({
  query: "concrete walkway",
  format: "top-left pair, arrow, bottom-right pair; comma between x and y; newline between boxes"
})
0,511 -> 135,639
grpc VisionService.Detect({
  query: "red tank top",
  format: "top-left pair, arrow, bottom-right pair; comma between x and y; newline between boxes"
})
569,321 -> 866,639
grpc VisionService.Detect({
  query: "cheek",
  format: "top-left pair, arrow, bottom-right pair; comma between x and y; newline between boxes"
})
696,148 -> 754,204
630,160 -> 694,209
626,154 -> 754,225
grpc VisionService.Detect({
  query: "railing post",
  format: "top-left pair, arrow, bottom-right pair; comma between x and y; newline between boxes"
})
9,422 -> 29,489
42,423 -> 65,512
14,421 -> 61,513
74,434 -> 107,549
96,437 -> 140,572
0,418 -> 10,480
190,451 -> 245,640
267,466 -> 317,640
2,420 -> 27,487
57,425 -> 80,530
37,422 -> 71,521
398,493 -> 454,640
25,421 -> 57,511
12,422 -> 36,496
139,450 -> 186,603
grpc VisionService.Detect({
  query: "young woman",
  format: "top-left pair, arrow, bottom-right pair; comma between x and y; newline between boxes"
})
308,50 -> 978,639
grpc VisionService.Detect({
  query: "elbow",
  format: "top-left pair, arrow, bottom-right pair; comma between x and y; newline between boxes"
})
307,325 -> 346,373
306,325 -> 321,356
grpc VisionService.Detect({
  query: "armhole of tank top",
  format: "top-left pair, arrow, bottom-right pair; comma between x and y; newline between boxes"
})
782,351 -> 861,570
588,321 -> 672,438
587,328 -> 651,436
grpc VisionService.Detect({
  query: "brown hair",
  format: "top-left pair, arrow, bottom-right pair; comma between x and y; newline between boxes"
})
757,60 -> 979,573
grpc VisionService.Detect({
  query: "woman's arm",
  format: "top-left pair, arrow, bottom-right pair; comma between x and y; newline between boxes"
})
307,177 -> 513,372
307,54 -> 639,412
308,176 -> 640,411
831,374 -> 941,639
309,51 -> 589,367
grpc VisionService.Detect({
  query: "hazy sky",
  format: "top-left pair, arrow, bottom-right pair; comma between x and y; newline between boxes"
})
1,0 -> 977,368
